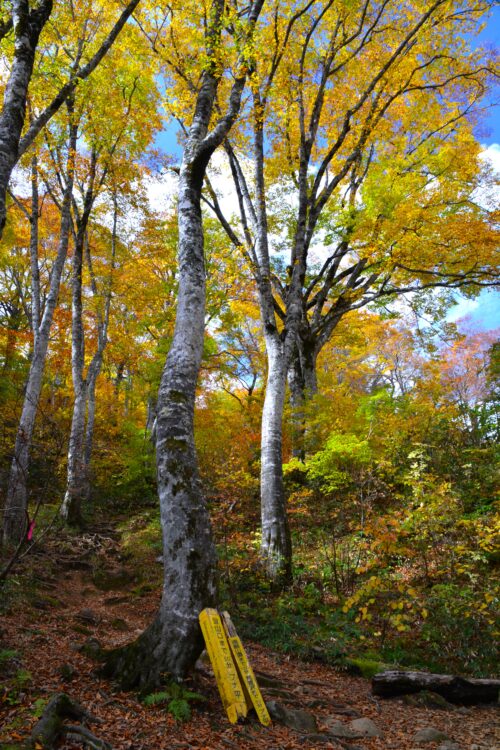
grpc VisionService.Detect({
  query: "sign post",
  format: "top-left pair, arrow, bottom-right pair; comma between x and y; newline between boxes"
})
199,608 -> 271,726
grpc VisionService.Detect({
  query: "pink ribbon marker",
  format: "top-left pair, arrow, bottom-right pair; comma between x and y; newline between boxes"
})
27,519 -> 35,542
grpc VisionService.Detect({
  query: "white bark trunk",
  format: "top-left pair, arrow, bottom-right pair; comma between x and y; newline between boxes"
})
61,384 -> 87,525
101,0 -> 264,686
101,148 -> 218,689
260,337 -> 292,581
2,112 -> 76,546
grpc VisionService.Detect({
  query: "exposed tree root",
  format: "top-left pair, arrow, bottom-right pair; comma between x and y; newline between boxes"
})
30,692 -> 111,749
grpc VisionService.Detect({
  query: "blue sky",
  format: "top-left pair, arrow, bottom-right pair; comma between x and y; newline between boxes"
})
155,6 -> 499,334
463,6 -> 499,333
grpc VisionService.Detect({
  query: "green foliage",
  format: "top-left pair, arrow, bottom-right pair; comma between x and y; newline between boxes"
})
13,668 -> 32,688
420,583 -> 499,676
117,510 -> 163,586
31,698 -> 48,718
142,683 -> 205,722
222,568 -> 360,666
345,657 -> 388,678
167,698 -> 192,722
142,691 -> 171,706
307,432 -> 371,493
94,421 -> 157,509
0,649 -> 18,665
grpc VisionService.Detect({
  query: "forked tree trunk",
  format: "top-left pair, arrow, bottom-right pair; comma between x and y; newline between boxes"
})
61,217 -> 87,527
61,161 -> 118,525
101,0 -> 264,687
61,158 -> 97,527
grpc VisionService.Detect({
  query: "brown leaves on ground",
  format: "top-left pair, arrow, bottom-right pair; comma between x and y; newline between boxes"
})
0,538 -> 498,750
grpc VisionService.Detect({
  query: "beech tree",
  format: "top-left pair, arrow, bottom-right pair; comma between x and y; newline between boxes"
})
2,104 -> 77,545
60,33 -> 161,525
2,1 -> 160,544
0,0 -> 142,239
102,0 -> 265,688
206,0 -> 499,581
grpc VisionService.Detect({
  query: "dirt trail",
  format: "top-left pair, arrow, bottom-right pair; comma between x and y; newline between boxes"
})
1,531 -> 498,750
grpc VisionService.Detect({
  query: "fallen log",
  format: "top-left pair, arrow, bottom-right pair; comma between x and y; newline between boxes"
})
30,692 -> 111,749
372,670 -> 500,705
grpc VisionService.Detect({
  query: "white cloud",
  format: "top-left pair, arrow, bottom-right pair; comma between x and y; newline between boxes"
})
480,142 -> 500,173
447,297 -> 480,322
145,170 -> 178,214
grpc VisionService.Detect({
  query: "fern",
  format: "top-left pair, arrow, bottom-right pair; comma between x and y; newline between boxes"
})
142,691 -> 170,707
142,681 -> 206,722
182,690 -> 206,702
167,698 -> 191,722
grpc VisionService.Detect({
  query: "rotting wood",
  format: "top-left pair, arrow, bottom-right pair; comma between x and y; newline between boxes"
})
372,670 -> 500,704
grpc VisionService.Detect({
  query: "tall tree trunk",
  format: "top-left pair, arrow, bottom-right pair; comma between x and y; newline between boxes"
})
0,0 -> 52,238
101,149 -> 218,691
61,155 -> 97,526
61,382 -> 87,525
2,305 -> 22,373
261,337 -> 292,581
288,336 -> 319,458
288,344 -> 306,461
2,111 -> 76,546
61,216 -> 86,526
101,0 -> 264,688
83,370 -> 98,469
300,340 -> 318,396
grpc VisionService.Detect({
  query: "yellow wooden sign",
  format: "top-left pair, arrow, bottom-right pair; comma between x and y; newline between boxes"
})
199,608 -> 271,726
221,611 -> 272,726
199,608 -> 248,724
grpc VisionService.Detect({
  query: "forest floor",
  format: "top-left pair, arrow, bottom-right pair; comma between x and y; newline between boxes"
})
0,524 -> 498,750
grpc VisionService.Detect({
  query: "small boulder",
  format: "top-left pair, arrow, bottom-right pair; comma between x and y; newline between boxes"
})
267,701 -> 318,733
78,637 -> 103,660
322,718 -> 363,739
413,727 -> 451,744
76,608 -> 99,625
349,717 -> 383,737
438,742 -> 461,750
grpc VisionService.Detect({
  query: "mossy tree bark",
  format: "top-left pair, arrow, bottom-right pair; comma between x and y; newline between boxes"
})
101,0 -> 264,689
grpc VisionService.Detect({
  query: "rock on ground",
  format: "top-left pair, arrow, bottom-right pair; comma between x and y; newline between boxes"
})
413,726 -> 451,743
349,717 -> 383,737
267,700 -> 318,733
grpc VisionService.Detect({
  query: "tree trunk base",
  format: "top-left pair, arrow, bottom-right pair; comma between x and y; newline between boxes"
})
99,620 -> 163,692
100,613 -> 204,692
372,670 -> 500,705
